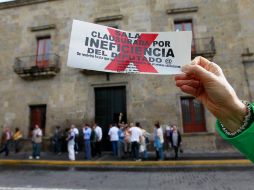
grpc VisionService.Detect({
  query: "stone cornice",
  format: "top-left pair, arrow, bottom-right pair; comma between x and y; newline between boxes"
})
94,15 -> 123,23
166,6 -> 198,14
0,0 -> 59,10
30,24 -> 56,31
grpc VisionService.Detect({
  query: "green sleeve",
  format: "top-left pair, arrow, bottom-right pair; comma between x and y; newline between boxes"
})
216,103 -> 254,163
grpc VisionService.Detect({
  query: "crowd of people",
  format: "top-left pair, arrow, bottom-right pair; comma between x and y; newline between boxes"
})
0,121 -> 182,161
0,127 -> 23,157
65,121 -> 182,161
1,56 -> 253,163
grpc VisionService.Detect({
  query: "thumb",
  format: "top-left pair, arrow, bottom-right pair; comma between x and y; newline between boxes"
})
181,64 -> 213,82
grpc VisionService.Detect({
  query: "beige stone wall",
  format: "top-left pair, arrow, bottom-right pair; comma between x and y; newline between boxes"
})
0,0 -> 253,151
236,0 -> 254,102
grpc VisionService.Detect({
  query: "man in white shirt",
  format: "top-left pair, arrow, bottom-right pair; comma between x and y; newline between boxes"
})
66,125 -> 75,161
129,122 -> 142,161
29,124 -> 43,160
108,124 -> 119,156
94,123 -> 102,157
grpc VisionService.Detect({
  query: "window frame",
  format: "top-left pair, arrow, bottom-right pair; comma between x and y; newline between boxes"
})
174,20 -> 196,53
36,36 -> 51,68
180,96 -> 206,133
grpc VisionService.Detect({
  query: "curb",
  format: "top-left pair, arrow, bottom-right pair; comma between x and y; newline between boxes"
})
0,159 -> 253,171
0,159 -> 251,167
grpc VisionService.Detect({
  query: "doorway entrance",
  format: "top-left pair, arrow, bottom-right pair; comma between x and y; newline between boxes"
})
95,86 -> 127,151
29,105 -> 47,136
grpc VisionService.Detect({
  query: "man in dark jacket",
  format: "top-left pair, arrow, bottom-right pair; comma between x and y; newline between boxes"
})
52,126 -> 62,155
169,125 -> 182,160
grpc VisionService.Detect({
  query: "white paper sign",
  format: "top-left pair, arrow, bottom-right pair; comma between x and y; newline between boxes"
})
67,20 -> 192,75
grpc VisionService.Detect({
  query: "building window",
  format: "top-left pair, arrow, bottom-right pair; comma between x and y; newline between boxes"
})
174,20 -> 195,52
181,97 -> 206,133
36,36 -> 51,68
174,20 -> 193,31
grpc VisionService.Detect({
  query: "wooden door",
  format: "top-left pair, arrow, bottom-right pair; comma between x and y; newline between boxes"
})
30,105 -> 47,136
95,86 -> 127,150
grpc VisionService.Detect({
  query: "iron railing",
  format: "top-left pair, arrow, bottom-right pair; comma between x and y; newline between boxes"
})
191,37 -> 216,58
14,53 -> 60,77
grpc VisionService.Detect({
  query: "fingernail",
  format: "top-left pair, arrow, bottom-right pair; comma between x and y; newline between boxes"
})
191,59 -> 197,65
181,64 -> 189,72
193,56 -> 200,64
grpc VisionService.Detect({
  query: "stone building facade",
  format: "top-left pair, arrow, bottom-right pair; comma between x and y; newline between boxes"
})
0,0 -> 253,151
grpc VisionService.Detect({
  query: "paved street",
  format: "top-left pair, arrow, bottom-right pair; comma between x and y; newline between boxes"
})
0,166 -> 253,190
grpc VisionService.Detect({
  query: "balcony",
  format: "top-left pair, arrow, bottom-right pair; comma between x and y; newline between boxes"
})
14,54 -> 60,79
191,37 -> 216,59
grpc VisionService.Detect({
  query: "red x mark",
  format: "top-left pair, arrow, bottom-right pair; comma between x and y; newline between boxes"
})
105,28 -> 158,73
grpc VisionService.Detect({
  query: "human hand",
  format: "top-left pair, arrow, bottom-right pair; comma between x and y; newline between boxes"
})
175,56 -> 246,132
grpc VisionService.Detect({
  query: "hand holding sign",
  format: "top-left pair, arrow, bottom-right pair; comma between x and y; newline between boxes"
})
67,20 -> 192,75
175,56 -> 246,133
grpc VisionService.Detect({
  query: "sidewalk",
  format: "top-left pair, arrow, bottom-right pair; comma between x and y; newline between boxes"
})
0,151 -> 252,170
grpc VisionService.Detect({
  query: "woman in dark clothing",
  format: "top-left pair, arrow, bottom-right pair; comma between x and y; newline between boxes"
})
90,125 -> 97,157
169,125 -> 182,160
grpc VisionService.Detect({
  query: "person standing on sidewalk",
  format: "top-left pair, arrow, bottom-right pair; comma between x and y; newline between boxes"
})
94,123 -> 102,157
165,124 -> 172,150
169,125 -> 182,160
90,125 -> 97,157
108,124 -> 119,157
0,127 -> 12,157
124,123 -> 132,158
13,127 -> 23,153
83,123 -> 91,160
73,125 -> 79,154
118,124 -> 125,159
52,126 -> 62,155
129,122 -> 142,161
66,125 -> 75,161
139,125 -> 150,160
154,122 -> 164,161
29,124 -> 42,160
